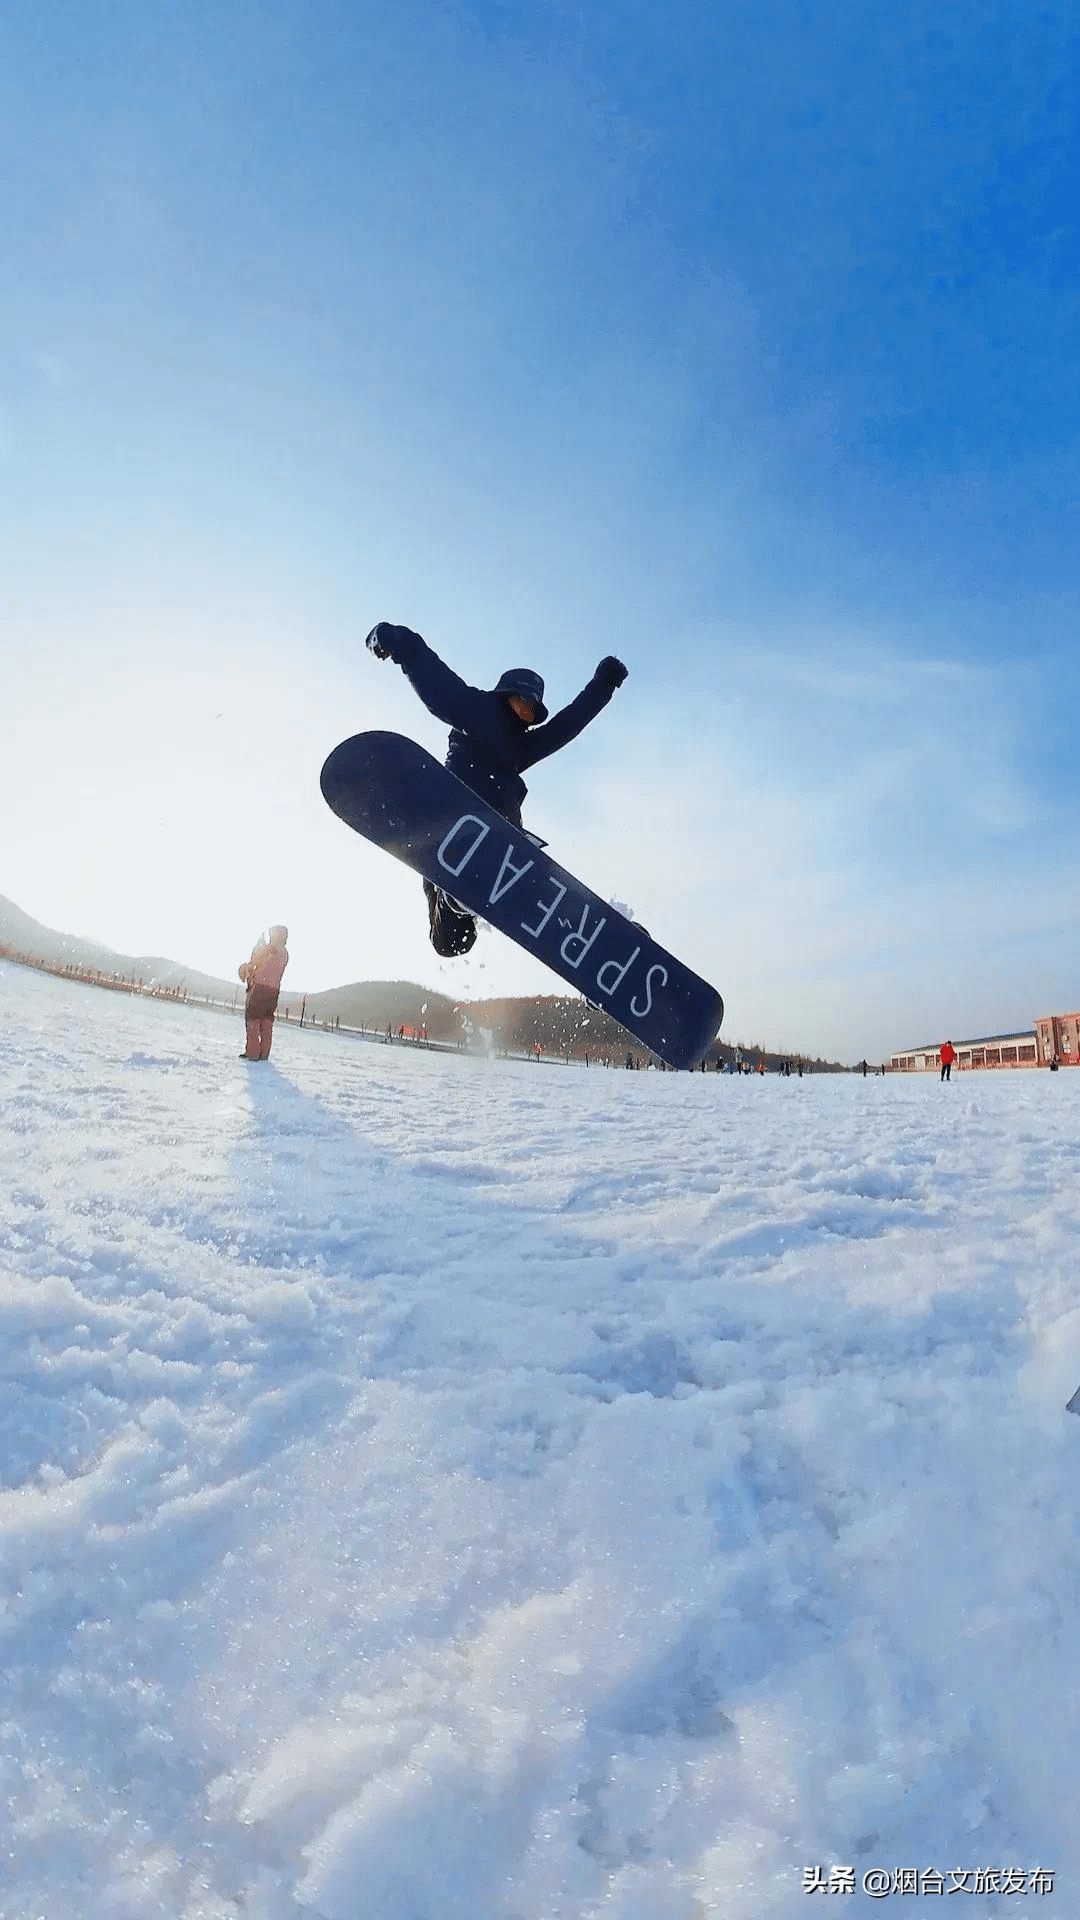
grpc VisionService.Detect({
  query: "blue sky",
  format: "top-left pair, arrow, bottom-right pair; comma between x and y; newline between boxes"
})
1,0 -> 1077,1061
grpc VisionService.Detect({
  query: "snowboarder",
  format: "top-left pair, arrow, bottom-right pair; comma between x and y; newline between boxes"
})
238,925 -> 289,1060
365,623 -> 628,956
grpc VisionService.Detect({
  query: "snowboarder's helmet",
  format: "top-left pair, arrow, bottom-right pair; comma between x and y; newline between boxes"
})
493,668 -> 548,722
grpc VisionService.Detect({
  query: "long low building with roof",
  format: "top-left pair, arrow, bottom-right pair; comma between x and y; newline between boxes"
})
890,1031 -> 1038,1072
890,1011 -> 1080,1071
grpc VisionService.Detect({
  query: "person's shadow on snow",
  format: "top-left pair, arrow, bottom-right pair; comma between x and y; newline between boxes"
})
237,1053 -> 394,1203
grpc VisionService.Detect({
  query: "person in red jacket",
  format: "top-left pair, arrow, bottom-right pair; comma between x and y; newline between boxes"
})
239,925 -> 289,1061
939,1040 -> 956,1082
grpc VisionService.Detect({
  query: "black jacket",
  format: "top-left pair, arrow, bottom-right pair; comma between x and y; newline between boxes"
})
388,630 -> 616,825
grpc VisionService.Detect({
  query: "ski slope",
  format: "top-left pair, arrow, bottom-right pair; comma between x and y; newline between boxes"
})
2,959 -> 1079,1920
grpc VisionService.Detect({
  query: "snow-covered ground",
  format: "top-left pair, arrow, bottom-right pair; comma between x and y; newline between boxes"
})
2,959 -> 1079,1920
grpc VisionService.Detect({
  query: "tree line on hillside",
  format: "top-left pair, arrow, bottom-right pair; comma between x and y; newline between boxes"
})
341,989 -> 844,1072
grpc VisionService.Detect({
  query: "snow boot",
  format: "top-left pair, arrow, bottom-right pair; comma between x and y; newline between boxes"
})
424,880 -> 478,958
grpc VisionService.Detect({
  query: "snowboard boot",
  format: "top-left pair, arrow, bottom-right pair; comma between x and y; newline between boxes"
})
424,880 -> 478,958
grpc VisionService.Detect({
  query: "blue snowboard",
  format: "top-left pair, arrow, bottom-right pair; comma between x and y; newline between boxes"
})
320,731 -> 724,1070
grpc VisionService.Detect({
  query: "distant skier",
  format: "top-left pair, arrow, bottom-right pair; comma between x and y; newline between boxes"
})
939,1040 -> 955,1082
238,925 -> 289,1061
366,623 -> 628,956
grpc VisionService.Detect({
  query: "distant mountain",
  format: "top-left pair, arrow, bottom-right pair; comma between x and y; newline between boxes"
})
0,892 -> 840,1066
298,984 -> 633,1052
0,896 -> 503,1039
300,980 -> 462,1039
302,983 -> 703,1059
0,896 -> 653,1054
0,894 -> 242,1003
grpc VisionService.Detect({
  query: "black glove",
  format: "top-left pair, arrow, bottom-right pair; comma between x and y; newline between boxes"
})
595,655 -> 628,690
365,623 -> 423,663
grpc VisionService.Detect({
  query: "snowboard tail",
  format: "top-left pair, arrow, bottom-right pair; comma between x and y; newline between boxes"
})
320,731 -> 724,1070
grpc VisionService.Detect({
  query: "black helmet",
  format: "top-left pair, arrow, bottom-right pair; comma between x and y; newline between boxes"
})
493,668 -> 548,723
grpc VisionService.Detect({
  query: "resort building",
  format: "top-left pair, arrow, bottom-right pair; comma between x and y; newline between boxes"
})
891,1012 -> 1080,1071
1035,1011 -> 1080,1066
890,1032 -> 1037,1072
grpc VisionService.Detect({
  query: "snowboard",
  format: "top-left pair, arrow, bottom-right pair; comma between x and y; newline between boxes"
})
320,731 -> 724,1070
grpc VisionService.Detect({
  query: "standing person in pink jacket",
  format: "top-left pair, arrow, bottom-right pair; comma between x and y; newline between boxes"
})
238,925 -> 289,1061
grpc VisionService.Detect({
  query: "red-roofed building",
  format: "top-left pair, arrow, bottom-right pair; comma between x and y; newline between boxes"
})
1035,1012 -> 1080,1066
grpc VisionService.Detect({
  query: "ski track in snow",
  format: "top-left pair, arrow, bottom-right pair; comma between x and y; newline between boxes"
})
1,960 -> 1079,1919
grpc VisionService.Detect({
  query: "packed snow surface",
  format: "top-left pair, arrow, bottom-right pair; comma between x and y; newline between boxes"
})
2,961 -> 1079,1920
